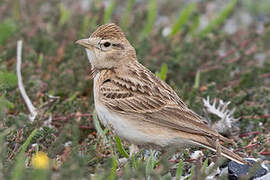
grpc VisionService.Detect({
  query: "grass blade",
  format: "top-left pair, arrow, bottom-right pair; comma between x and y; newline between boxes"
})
80,15 -> 91,36
198,0 -> 238,37
58,3 -> 71,27
121,0 -> 135,30
93,111 -> 108,143
12,128 -> 38,180
175,160 -> 184,180
145,151 -> 154,180
155,63 -> 168,81
140,0 -> 157,40
103,0 -> 115,24
193,70 -> 200,89
108,156 -> 117,180
170,2 -> 197,36
201,158 -> 208,174
188,13 -> 199,37
115,135 -> 129,158
20,128 -> 38,152
187,165 -> 195,180
131,154 -> 137,169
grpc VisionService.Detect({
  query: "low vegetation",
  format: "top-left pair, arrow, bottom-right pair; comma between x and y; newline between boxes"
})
0,0 -> 269,179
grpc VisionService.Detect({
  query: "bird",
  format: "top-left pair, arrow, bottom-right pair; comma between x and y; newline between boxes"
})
76,23 -> 247,164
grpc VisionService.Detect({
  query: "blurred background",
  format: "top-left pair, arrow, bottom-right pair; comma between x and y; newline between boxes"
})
0,0 -> 270,179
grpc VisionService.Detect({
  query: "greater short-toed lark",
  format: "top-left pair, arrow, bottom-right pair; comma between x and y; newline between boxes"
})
76,23 -> 246,164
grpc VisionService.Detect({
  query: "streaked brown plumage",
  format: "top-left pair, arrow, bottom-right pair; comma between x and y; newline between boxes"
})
76,23 -> 247,164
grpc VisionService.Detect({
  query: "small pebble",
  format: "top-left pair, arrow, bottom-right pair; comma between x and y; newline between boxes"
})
228,159 -> 268,180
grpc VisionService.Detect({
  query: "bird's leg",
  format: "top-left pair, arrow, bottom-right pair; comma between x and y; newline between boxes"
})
108,123 -> 116,135
129,144 -> 139,156
215,136 -> 222,158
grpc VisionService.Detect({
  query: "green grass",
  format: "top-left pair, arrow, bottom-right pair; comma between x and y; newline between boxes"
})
198,0 -> 238,37
121,0 -> 135,30
0,0 -> 269,179
169,2 -> 197,37
140,0 -> 157,40
58,3 -> 71,27
103,0 -> 116,24
155,63 -> 168,81
115,135 -> 129,158
11,129 -> 38,180
0,19 -> 17,45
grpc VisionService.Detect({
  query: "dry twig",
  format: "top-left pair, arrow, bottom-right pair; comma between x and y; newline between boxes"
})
16,40 -> 37,121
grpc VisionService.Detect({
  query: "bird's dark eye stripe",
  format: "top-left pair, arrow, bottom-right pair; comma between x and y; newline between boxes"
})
112,43 -> 124,49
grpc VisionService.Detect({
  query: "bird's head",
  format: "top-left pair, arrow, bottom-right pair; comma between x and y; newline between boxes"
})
76,23 -> 136,70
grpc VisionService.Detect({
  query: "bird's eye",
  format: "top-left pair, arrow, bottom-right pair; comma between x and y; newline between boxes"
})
104,42 -> 111,47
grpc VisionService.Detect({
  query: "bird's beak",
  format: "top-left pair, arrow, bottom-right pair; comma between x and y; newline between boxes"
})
75,38 -> 92,48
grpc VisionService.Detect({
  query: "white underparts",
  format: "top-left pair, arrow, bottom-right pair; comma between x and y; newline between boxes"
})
94,93 -> 193,148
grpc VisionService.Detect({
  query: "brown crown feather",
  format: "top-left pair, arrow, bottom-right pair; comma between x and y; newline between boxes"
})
90,23 -> 126,40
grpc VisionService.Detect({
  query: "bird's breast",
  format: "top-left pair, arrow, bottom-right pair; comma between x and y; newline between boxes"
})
92,72 -> 195,149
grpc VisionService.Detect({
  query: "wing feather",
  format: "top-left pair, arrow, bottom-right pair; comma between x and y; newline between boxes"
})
98,62 -> 231,143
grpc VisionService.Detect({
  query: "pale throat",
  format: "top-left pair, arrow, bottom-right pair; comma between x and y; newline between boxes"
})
85,49 -> 96,68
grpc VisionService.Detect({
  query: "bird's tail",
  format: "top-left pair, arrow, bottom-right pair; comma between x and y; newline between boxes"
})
220,145 -> 247,165
192,140 -> 247,165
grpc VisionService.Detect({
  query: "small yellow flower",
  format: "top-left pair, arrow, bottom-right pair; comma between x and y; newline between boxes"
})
32,151 -> 49,169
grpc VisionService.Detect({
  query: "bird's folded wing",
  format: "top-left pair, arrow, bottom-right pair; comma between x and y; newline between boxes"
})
98,62 -> 231,143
